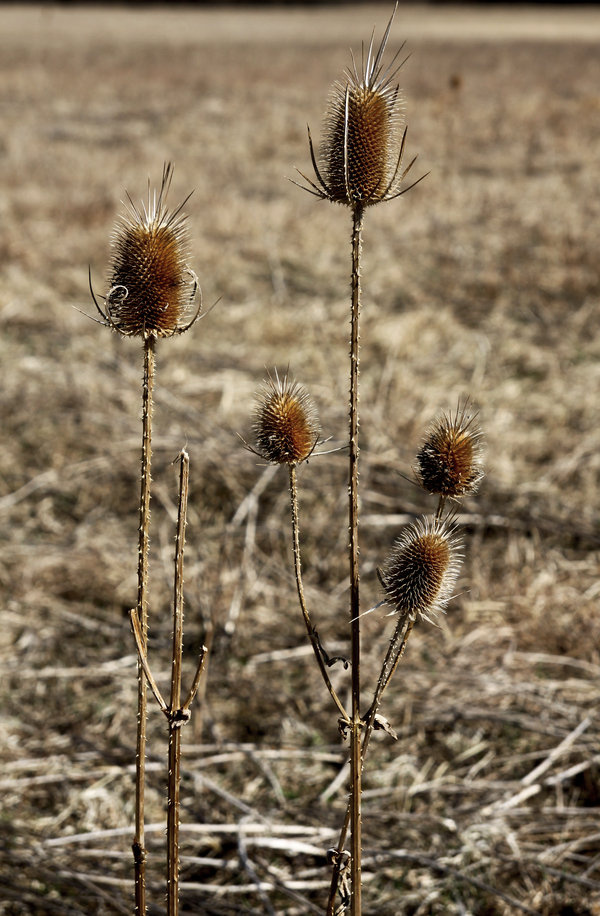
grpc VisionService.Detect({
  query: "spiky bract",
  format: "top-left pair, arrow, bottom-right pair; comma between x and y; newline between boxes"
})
380,516 -> 462,621
416,403 -> 484,499
253,371 -> 319,466
105,163 -> 196,338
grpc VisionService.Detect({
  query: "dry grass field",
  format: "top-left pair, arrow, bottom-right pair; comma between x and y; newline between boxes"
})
1,3 -> 600,913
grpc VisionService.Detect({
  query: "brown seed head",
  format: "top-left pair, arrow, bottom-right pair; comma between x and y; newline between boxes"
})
321,75 -> 403,207
105,163 -> 196,338
297,5 -> 423,209
253,371 -> 320,466
415,402 -> 484,499
380,516 -> 462,621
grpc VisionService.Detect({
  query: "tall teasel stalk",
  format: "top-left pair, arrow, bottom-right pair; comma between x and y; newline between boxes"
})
293,5 -> 425,912
91,163 -> 201,914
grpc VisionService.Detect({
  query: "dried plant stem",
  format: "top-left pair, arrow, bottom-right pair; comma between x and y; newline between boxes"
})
167,449 -> 188,916
328,493 -> 449,912
134,332 -> 156,916
326,616 -> 416,916
326,207 -> 366,916
363,616 -> 416,756
349,205 -> 364,916
288,465 -> 350,725
130,450 -> 208,916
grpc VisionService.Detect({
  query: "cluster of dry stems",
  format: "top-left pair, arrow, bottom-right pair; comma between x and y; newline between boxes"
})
93,6 -> 483,915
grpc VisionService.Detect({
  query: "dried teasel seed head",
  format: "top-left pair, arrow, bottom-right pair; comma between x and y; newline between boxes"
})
296,4 -> 424,209
102,163 -> 198,338
253,371 -> 320,466
379,516 -> 462,622
415,401 -> 484,499
322,75 -> 403,207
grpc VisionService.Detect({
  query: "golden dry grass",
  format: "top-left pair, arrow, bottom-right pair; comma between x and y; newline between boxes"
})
1,3 -> 600,914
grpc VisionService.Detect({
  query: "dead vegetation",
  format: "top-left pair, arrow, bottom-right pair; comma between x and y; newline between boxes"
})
1,4 -> 599,914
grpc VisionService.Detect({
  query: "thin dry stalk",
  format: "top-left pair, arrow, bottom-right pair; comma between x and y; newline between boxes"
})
130,451 -> 208,916
325,204 -> 368,916
288,465 -> 350,725
325,614 -> 414,916
348,204 -> 364,916
133,332 -> 156,914
167,449 -> 189,915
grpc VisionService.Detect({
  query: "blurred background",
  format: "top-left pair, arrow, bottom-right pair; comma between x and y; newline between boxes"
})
1,3 -> 599,914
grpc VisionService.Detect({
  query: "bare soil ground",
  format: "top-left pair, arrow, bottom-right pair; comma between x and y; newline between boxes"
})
1,3 -> 600,914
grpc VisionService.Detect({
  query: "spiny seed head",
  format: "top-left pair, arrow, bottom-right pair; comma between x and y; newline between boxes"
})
380,516 -> 462,621
105,163 -> 196,338
415,402 -> 484,499
253,371 -> 320,466
297,4 -> 422,209
321,74 -> 404,208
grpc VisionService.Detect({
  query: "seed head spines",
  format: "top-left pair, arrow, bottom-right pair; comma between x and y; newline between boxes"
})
295,4 -> 425,209
253,371 -> 320,467
93,163 -> 200,339
415,402 -> 484,499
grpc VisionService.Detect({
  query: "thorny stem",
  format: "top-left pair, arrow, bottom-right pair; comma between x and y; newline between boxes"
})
130,451 -> 209,916
326,616 -> 417,916
288,465 -> 350,725
167,450 -> 189,916
349,205 -> 364,916
363,616 -> 416,757
327,207 -> 366,916
134,332 -> 156,916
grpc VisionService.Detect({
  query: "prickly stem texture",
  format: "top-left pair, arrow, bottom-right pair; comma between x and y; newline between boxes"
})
167,452 -> 189,916
327,207 -> 365,916
167,723 -> 182,915
134,333 -> 156,916
363,616 -> 416,758
289,466 -> 349,723
328,616 -> 417,916
349,206 -> 364,915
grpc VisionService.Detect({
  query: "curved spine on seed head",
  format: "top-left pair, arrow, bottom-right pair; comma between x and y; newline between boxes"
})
253,370 -> 320,467
91,163 -> 201,339
379,516 -> 463,622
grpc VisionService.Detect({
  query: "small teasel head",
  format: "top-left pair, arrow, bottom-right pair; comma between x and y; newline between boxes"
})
296,3 -> 424,209
379,516 -> 462,622
253,370 -> 320,466
91,163 -> 200,338
415,400 -> 484,499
